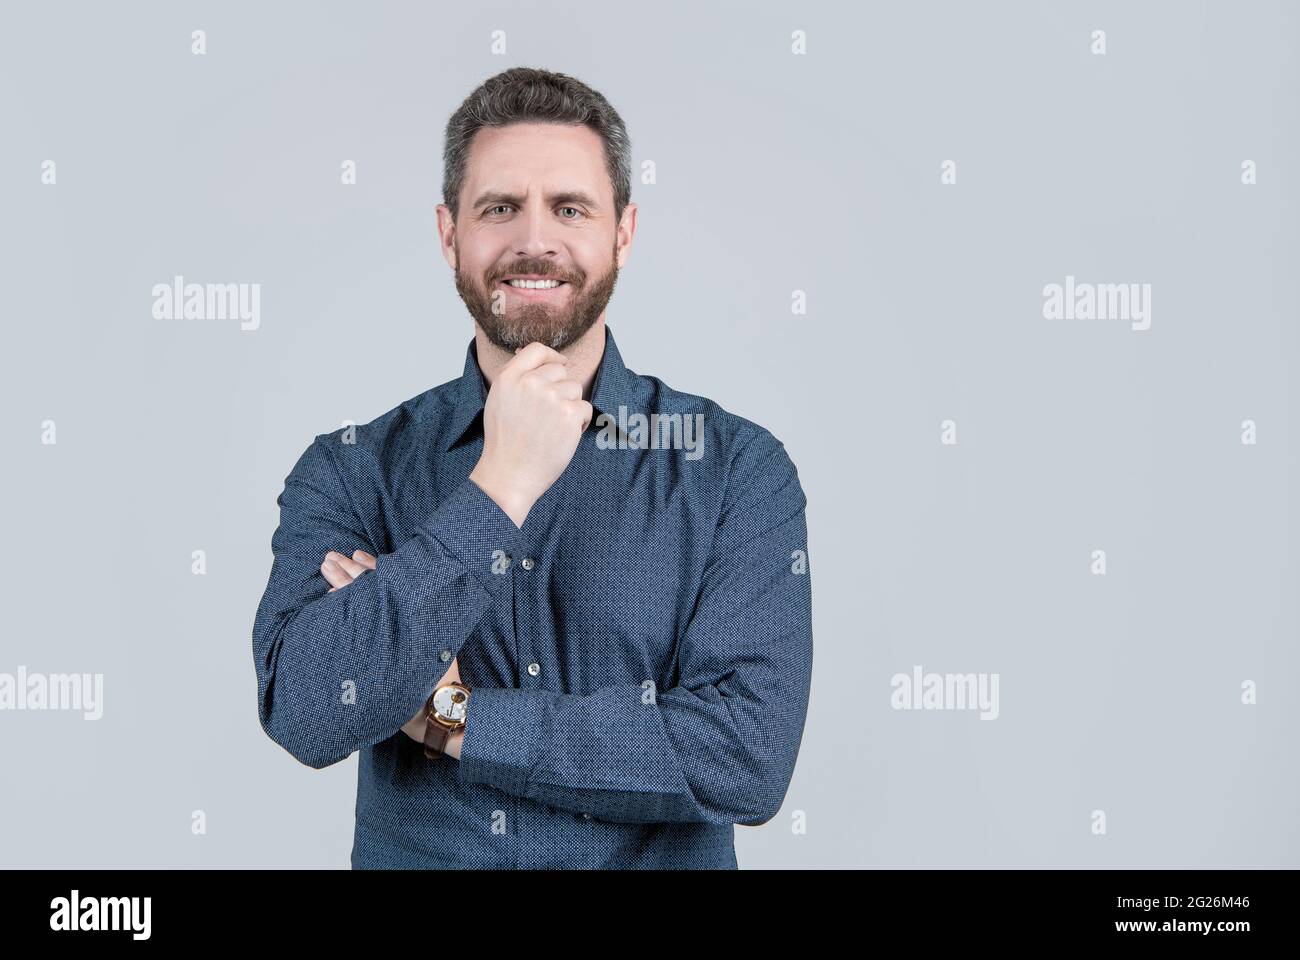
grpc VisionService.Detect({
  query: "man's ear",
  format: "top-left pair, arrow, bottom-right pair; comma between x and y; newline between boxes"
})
615,200 -> 638,268
435,203 -> 458,271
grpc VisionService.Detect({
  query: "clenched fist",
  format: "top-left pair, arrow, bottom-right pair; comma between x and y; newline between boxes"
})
469,341 -> 593,526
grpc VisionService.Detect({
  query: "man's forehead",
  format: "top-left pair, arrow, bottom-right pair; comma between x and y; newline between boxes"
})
464,123 -> 609,195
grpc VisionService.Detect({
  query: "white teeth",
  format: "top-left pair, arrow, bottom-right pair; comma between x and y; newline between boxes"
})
506,279 -> 563,289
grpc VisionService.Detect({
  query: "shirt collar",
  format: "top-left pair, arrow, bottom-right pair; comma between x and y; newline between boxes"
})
444,325 -> 636,451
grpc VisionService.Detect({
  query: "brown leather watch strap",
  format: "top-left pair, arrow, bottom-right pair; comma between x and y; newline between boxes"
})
423,713 -> 452,758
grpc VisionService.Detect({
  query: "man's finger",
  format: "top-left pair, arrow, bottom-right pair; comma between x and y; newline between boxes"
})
506,341 -> 565,375
352,549 -> 377,570
324,550 -> 367,578
570,399 -> 594,431
526,361 -> 571,385
553,378 -> 583,400
322,551 -> 368,591
322,559 -> 354,590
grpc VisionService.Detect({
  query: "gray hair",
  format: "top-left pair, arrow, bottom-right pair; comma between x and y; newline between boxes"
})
442,67 -> 632,225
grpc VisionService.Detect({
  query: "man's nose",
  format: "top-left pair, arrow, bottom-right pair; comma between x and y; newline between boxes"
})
513,205 -> 560,259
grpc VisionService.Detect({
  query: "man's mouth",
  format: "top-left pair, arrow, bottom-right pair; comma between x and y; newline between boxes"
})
497,277 -> 571,296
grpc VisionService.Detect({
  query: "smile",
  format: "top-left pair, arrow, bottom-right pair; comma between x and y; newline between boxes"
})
502,278 -> 566,289
497,278 -> 571,298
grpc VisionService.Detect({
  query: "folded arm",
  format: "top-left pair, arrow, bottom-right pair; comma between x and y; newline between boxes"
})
456,435 -> 814,826
251,435 -> 521,768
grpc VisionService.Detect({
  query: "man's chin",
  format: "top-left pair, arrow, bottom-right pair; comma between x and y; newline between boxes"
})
476,310 -> 601,353
478,321 -> 570,352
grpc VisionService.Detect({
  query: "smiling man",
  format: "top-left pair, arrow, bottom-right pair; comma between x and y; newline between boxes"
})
251,66 -> 814,869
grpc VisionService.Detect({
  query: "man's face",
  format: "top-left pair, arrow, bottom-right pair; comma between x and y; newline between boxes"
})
442,122 -> 630,351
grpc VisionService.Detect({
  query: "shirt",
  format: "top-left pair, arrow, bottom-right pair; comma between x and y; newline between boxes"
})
250,325 -> 814,869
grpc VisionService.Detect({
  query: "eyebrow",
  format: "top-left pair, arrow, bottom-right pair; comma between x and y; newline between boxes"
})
471,189 -> 602,212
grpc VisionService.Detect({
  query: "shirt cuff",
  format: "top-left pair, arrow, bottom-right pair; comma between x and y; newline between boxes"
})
456,686 -> 546,797
421,476 -> 525,597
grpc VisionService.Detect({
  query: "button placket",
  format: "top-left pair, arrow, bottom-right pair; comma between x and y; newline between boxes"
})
517,551 -> 540,684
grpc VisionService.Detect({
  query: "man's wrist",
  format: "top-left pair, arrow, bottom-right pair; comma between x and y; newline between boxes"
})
468,461 -> 534,528
444,727 -> 464,760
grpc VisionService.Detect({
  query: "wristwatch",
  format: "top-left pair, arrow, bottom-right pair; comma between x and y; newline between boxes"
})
423,681 -> 472,758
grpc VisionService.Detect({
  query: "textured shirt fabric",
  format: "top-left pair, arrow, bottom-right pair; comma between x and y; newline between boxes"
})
251,326 -> 814,869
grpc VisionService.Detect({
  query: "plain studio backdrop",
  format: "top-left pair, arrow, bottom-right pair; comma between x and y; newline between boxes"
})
0,0 -> 1295,868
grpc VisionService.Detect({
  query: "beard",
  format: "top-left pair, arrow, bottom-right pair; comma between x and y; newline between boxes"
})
454,240 -> 620,352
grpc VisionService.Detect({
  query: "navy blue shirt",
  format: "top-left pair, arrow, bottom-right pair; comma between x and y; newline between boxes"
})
251,326 -> 813,868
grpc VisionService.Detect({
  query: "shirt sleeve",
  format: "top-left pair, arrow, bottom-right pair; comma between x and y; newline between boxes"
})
252,434 -> 523,769
455,433 -> 814,826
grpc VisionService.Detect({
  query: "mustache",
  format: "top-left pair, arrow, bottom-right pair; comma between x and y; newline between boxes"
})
490,265 -> 582,284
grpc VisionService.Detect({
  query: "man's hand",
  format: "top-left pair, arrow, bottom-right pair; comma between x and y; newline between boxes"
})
321,549 -> 463,758
322,548 -> 376,592
469,341 -> 593,527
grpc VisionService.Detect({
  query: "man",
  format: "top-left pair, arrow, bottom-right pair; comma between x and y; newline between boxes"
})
251,67 -> 813,869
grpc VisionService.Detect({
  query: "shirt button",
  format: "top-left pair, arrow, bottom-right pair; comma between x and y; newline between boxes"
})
521,557 -> 535,570
439,650 -> 451,663
580,813 -> 592,820
527,662 -> 540,677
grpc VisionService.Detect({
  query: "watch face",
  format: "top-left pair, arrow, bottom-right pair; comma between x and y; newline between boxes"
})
431,684 -> 469,724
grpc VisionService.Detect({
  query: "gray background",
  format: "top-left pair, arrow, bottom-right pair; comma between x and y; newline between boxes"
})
1,0 -> 1295,868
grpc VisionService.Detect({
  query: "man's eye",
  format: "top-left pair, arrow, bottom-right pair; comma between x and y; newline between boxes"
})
558,207 -> 582,220
487,205 -> 512,216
